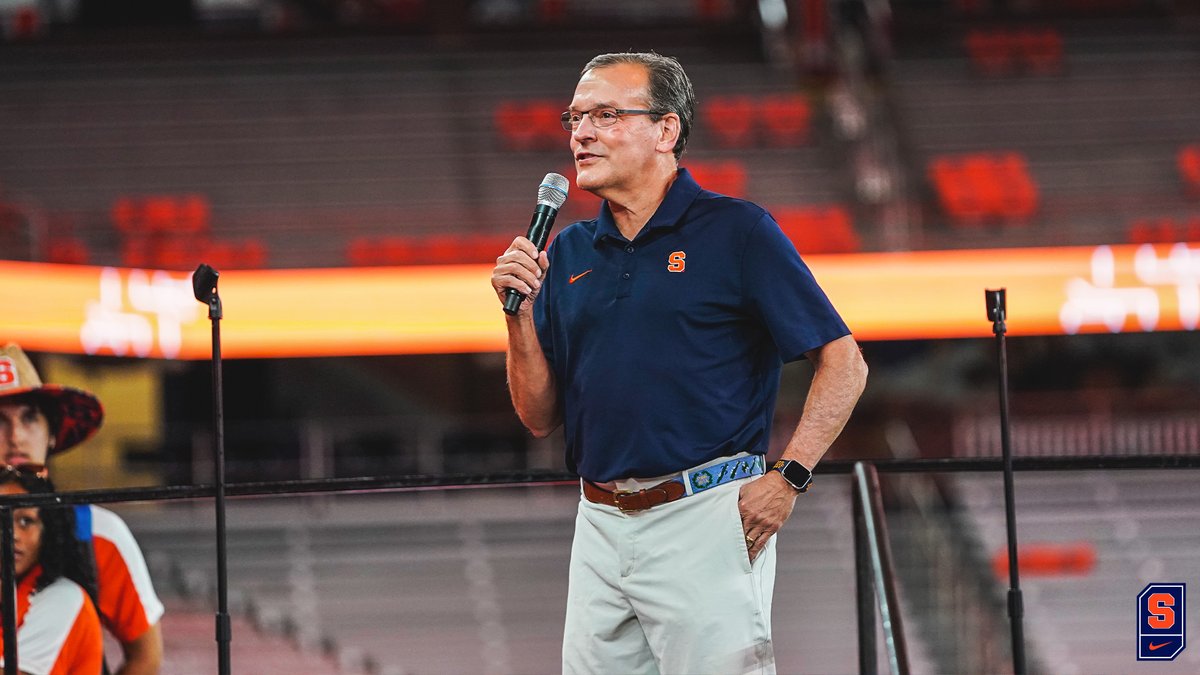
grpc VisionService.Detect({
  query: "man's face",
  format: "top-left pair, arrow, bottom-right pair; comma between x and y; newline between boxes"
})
569,63 -> 665,197
0,482 -> 42,579
0,402 -> 52,466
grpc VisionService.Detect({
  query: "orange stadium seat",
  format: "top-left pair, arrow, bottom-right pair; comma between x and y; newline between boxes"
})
1178,144 -> 1200,196
1018,29 -> 1064,74
993,152 -> 1039,220
538,0 -> 567,22
463,234 -> 517,263
346,237 -> 372,266
121,234 -> 267,270
139,235 -> 193,270
966,28 -> 1063,76
1128,217 -> 1200,244
347,234 -> 513,266
420,235 -> 465,264
114,194 -> 229,269
929,152 -> 1038,225
773,205 -> 861,254
702,96 -> 757,148
930,157 -> 986,223
238,239 -> 269,268
112,195 -> 210,234
7,6 -> 41,40
495,100 -> 562,151
201,239 -> 268,270
202,240 -> 238,270
760,95 -> 812,146
45,237 -> 90,265
686,160 -> 747,198
964,30 -> 1015,76
695,0 -> 728,21
381,238 -> 417,265
992,542 -> 1096,577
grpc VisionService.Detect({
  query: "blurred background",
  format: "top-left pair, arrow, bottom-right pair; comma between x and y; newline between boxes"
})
2,0 -> 1199,673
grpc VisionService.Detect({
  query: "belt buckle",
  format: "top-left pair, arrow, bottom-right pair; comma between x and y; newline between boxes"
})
613,489 -> 639,513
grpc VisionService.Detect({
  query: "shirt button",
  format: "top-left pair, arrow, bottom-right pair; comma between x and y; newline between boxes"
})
625,246 -> 634,254
622,273 -> 631,279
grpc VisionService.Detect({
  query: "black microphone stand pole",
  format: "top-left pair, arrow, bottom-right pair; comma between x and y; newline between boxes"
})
2,507 -> 16,675
986,288 -> 1025,675
193,264 -> 231,675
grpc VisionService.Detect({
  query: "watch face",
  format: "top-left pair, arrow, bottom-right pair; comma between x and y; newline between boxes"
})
775,460 -> 812,492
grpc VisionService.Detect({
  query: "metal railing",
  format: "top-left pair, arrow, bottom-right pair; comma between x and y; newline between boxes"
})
853,462 -> 910,675
2,454 -> 1200,674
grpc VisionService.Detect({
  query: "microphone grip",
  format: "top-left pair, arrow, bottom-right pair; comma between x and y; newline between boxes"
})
503,204 -> 559,316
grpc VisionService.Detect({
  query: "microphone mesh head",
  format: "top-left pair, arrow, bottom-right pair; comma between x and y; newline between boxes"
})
537,173 -> 570,209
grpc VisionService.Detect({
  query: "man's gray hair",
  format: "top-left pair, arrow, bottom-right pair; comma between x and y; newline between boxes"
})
582,52 -> 696,161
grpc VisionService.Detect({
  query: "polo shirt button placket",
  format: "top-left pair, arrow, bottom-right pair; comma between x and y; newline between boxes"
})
617,241 -> 635,298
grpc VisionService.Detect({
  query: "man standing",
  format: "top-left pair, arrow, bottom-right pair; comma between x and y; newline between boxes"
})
491,52 -> 867,674
0,343 -> 164,674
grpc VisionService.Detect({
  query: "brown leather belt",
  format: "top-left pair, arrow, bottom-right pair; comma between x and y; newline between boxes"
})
582,478 -> 688,513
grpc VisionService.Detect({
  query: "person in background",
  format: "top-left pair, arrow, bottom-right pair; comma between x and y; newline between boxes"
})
0,467 -> 104,675
0,344 -> 163,674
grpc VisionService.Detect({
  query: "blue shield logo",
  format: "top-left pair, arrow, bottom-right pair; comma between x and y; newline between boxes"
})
1138,583 -> 1185,660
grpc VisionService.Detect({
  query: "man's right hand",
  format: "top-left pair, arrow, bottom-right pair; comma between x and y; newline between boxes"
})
491,236 -> 549,315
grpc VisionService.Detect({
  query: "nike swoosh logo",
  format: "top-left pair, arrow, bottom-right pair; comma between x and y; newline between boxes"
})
569,270 -> 593,284
1148,641 -> 1173,651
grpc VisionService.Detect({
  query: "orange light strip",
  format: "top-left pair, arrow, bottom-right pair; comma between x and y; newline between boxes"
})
3,242 -> 1197,359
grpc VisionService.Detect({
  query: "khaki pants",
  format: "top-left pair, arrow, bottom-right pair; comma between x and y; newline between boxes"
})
562,475 -> 777,675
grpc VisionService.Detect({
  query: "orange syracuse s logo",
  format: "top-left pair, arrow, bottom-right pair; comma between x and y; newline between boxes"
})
667,251 -> 686,273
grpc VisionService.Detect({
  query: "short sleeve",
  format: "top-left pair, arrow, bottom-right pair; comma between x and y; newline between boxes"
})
532,245 -> 557,371
12,579 -> 102,675
742,213 -> 850,362
89,506 -> 165,643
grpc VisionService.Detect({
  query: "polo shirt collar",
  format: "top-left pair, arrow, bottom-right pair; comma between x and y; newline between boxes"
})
592,167 -> 702,245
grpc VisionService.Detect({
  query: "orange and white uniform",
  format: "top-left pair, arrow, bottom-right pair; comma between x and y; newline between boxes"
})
77,505 -> 164,642
0,565 -> 103,675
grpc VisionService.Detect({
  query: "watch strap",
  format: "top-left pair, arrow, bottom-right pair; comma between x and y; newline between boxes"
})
770,459 -> 813,493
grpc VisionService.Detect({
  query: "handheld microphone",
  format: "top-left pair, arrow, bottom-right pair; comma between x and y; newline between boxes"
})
503,172 -> 570,316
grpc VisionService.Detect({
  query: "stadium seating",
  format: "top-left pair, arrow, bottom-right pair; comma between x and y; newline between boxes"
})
1127,216 -> 1200,244
45,237 -> 91,264
774,205 -> 861,253
892,27 -> 1200,246
702,95 -> 758,148
0,4 -> 42,41
1179,144 -> 1200,196
928,152 -> 1039,225
956,470 -> 1200,674
112,195 -> 270,270
346,233 -> 512,266
0,36 -> 841,267
964,29 -> 1064,76
495,100 -> 562,152
155,597 -> 355,675
684,159 -> 748,197
700,94 -> 814,148
123,481 -> 916,675
760,94 -> 813,146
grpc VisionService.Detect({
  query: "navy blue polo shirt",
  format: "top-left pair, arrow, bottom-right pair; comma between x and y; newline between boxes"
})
533,168 -> 850,482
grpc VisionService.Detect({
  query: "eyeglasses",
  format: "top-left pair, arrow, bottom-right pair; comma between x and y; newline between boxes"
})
0,464 -> 48,479
560,107 -> 667,131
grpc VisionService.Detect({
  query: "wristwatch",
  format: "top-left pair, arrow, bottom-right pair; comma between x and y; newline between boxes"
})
770,460 -> 813,493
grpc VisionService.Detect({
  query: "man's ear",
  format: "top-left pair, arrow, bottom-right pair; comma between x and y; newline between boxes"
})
656,113 -> 681,155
